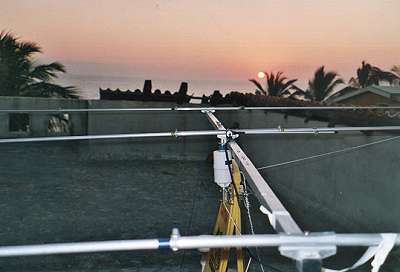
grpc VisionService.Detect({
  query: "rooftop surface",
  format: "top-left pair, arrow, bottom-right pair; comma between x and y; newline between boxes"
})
0,158 -> 218,271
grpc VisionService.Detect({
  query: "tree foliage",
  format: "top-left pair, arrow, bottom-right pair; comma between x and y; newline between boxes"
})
249,71 -> 297,97
349,61 -> 399,88
308,66 -> 344,101
0,31 -> 78,98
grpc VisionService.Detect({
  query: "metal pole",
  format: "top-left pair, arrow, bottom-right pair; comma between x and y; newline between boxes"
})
0,130 -> 224,144
0,126 -> 399,144
2,106 -> 400,113
236,126 -> 400,134
0,233 -> 398,257
0,239 -> 160,257
171,233 -> 400,249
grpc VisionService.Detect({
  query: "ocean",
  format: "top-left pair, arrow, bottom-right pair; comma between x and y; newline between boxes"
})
58,74 -> 254,100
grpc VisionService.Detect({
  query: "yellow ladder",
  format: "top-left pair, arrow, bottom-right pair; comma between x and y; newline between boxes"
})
203,160 -> 244,272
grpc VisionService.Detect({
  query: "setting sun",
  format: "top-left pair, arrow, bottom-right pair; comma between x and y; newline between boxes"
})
257,72 -> 266,79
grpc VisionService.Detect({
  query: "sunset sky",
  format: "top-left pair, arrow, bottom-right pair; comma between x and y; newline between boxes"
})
1,0 -> 399,87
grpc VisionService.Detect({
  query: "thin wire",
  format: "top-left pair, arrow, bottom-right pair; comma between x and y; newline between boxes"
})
179,168 -> 201,271
242,172 -> 265,272
221,191 -> 268,272
242,174 -> 256,236
245,258 -> 252,272
221,189 -> 242,234
222,154 -> 262,271
220,150 -> 268,272
257,135 -> 400,170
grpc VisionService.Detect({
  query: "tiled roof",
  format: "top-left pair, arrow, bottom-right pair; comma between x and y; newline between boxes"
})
333,85 -> 400,102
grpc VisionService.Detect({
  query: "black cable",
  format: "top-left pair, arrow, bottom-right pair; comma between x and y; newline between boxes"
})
245,248 -> 285,272
224,138 -> 240,199
179,165 -> 201,271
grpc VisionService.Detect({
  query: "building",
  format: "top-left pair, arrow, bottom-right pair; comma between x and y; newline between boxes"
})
332,85 -> 400,106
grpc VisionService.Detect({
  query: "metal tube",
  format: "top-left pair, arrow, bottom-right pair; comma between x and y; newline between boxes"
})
0,233 -> 399,257
2,106 -> 400,113
314,126 -> 400,132
0,239 -> 160,257
235,126 -> 400,135
181,234 -> 400,249
243,106 -> 400,110
236,128 -> 335,134
172,233 -> 400,250
0,107 -> 176,113
0,130 -> 225,144
0,126 -> 399,144
0,132 -> 173,143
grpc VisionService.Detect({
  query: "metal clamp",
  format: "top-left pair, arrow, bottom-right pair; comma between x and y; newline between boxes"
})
169,228 -> 181,252
279,232 -> 337,272
201,109 -> 215,113
216,129 -> 239,144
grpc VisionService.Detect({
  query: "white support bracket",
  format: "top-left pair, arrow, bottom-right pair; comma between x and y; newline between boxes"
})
279,232 -> 337,272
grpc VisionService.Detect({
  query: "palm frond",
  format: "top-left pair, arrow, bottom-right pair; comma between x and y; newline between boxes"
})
17,41 -> 41,57
0,31 -> 41,57
0,30 -> 78,98
354,61 -> 399,87
23,82 -> 79,98
249,79 -> 266,95
30,62 -> 66,81
0,31 -> 18,49
309,66 -> 343,101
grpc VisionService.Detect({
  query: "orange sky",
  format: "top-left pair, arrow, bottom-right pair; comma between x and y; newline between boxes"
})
1,0 -> 399,84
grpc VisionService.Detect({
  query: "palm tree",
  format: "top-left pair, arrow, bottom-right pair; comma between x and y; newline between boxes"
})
0,31 -> 78,98
249,71 -> 297,97
308,66 -> 344,101
349,61 -> 399,88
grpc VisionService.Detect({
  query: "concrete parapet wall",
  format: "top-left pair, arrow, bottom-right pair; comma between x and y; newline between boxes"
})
0,97 -> 399,234
0,96 -> 88,138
